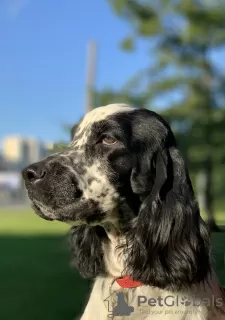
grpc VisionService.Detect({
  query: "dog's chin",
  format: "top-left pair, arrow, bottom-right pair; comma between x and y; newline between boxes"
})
29,197 -> 111,227
31,200 -> 80,224
31,203 -> 55,221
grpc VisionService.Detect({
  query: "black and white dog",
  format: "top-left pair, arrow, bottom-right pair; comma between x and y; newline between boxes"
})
22,104 -> 224,319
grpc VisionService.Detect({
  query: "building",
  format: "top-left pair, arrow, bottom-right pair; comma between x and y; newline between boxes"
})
24,138 -> 50,165
0,136 -> 53,205
2,135 -> 52,170
0,153 -> 6,170
2,136 -> 22,163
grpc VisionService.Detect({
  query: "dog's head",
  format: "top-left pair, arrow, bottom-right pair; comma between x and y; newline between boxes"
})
22,104 -> 140,223
22,104 -> 211,290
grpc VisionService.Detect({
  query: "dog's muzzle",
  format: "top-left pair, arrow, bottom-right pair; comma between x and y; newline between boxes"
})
22,157 -> 82,219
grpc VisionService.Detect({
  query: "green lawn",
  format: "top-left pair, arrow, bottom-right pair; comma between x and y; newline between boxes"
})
0,209 -> 91,320
0,208 -> 224,320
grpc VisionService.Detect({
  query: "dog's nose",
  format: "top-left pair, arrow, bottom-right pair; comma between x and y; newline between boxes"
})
22,163 -> 47,183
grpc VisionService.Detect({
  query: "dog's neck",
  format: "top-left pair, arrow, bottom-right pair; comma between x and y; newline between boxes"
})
67,214 -> 129,278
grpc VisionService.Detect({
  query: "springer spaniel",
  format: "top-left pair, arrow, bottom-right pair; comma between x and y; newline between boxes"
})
22,104 -> 225,319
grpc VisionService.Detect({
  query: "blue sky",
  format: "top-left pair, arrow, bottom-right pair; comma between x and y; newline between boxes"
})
0,0 -> 149,143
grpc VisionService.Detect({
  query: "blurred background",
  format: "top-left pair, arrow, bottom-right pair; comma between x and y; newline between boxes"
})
0,0 -> 225,319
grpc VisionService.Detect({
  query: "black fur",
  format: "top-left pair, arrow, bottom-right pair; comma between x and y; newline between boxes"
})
70,225 -> 106,278
126,146 -> 210,290
23,107 -> 212,290
69,109 -> 211,289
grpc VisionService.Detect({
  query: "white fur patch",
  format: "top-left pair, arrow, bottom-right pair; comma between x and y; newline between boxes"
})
82,163 -> 119,211
66,104 -> 135,226
78,104 -> 134,131
71,104 -> 134,148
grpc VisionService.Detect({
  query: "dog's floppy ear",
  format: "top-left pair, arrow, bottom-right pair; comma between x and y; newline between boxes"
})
128,141 -> 211,290
70,225 -> 106,278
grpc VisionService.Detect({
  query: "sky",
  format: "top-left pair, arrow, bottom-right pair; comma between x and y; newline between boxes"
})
0,0 -> 149,144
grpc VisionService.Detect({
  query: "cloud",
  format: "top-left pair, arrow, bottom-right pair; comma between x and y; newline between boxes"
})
7,0 -> 29,17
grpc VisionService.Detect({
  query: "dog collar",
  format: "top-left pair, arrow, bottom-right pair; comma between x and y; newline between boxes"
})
115,276 -> 143,288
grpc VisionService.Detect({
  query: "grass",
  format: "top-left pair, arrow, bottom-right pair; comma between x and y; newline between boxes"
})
0,208 -> 224,320
0,209 -> 91,320
212,232 -> 225,287
0,208 -> 69,235
201,211 -> 225,225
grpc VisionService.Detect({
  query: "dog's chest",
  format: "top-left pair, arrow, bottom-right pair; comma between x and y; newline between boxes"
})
81,277 -> 209,320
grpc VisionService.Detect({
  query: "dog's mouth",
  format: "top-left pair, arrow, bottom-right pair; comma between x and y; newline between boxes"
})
30,197 -> 81,223
27,185 -> 75,222
27,187 -> 113,227
31,202 -> 55,221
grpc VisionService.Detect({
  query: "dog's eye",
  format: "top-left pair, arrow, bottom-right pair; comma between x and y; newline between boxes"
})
102,136 -> 117,145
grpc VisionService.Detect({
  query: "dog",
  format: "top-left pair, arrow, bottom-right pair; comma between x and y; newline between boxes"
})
22,104 -> 225,319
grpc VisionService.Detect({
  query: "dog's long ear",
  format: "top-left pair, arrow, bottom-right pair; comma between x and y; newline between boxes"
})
128,145 -> 211,290
70,225 -> 106,278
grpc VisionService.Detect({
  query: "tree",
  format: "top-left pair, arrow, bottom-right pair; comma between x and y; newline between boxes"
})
102,0 -> 225,231
95,88 -> 147,107
52,124 -> 74,152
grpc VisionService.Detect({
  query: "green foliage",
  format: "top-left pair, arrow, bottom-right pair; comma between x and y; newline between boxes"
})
120,37 -> 134,51
52,141 -> 68,153
95,88 -> 148,108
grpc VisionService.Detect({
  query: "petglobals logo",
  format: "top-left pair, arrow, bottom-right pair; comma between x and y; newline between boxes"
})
104,292 -> 224,318
137,295 -> 224,308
